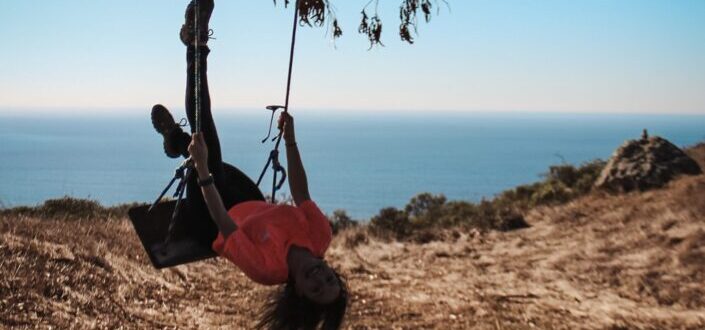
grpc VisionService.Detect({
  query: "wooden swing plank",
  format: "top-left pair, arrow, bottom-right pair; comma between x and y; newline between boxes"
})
128,201 -> 217,269
128,162 -> 265,269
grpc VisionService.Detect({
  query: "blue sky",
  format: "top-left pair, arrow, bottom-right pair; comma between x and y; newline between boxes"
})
1,0 -> 704,114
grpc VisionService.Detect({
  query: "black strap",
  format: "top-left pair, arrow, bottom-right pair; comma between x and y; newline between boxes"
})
148,159 -> 193,247
197,174 -> 215,187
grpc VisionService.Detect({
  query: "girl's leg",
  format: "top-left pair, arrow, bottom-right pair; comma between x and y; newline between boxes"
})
183,45 -> 236,244
184,45 -> 227,190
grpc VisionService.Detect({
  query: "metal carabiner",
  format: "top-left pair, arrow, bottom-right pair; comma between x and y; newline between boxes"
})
270,150 -> 287,190
261,105 -> 286,143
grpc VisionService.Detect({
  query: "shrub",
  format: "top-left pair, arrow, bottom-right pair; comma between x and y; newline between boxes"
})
0,196 -> 143,220
329,209 -> 358,235
573,159 -> 607,194
475,200 -> 502,230
343,229 -> 369,248
405,193 -> 447,228
530,180 -> 573,206
493,159 -> 606,211
438,201 -> 478,227
494,184 -> 537,211
40,197 -> 103,219
546,160 -> 606,196
547,164 -> 580,187
369,207 -> 411,239
494,208 -> 530,231
366,158 -> 605,241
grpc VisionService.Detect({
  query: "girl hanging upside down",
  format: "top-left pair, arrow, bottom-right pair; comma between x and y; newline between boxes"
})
149,1 -> 348,328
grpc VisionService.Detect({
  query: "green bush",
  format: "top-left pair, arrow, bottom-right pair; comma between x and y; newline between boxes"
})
546,159 -> 606,196
0,196 -> 143,220
547,164 -> 580,187
405,193 -> 447,227
40,197 -> 103,218
438,201 -> 478,227
369,207 -> 411,239
494,159 -> 606,210
329,209 -> 358,234
573,159 -> 607,194
530,180 -> 572,206
369,194 -> 512,240
367,159 -> 605,241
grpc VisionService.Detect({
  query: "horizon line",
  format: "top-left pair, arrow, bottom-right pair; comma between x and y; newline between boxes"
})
1,106 -> 704,117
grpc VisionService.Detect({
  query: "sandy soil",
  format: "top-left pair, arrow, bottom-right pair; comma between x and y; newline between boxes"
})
2,146 -> 704,329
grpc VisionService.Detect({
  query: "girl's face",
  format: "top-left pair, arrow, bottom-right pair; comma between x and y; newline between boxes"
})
294,258 -> 341,304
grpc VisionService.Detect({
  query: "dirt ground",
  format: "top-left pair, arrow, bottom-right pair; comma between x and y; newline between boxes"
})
2,146 -> 704,329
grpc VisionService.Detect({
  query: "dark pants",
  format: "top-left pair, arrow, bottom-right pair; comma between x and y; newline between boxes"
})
182,46 -> 233,244
180,46 -> 264,245
184,46 -> 233,201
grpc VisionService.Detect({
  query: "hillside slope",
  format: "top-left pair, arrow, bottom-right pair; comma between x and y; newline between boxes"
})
1,144 -> 704,329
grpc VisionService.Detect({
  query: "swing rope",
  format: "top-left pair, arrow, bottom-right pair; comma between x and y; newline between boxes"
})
256,0 -> 300,203
282,0 -> 299,118
156,0 -> 204,248
193,0 -> 202,134
154,0 -> 299,250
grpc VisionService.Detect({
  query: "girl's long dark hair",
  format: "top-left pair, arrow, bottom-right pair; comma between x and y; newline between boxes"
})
257,271 -> 349,330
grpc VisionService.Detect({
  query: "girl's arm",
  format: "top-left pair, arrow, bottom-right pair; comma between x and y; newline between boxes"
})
279,113 -> 311,206
189,133 -> 237,238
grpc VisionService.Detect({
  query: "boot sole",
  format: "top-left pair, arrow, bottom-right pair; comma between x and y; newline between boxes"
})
151,104 -> 181,158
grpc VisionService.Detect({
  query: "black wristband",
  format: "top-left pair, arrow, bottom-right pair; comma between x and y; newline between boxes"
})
197,174 -> 215,187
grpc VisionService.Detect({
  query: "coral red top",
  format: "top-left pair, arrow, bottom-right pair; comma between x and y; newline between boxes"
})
211,200 -> 332,285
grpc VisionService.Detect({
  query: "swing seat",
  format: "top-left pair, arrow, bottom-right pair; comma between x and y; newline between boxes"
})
129,162 -> 265,269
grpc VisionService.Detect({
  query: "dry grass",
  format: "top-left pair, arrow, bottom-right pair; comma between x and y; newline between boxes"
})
0,196 -> 143,221
686,142 -> 705,169
1,144 -> 704,329
328,171 -> 705,329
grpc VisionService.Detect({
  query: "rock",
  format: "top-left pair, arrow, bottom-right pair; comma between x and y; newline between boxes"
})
595,134 -> 702,193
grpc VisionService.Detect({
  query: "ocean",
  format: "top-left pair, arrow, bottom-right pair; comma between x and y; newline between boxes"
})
1,111 -> 703,219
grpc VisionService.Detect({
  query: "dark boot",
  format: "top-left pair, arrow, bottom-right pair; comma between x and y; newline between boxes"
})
151,104 -> 191,158
180,0 -> 215,46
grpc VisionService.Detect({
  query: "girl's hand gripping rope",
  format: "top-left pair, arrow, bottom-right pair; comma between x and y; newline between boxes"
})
188,133 -> 209,174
